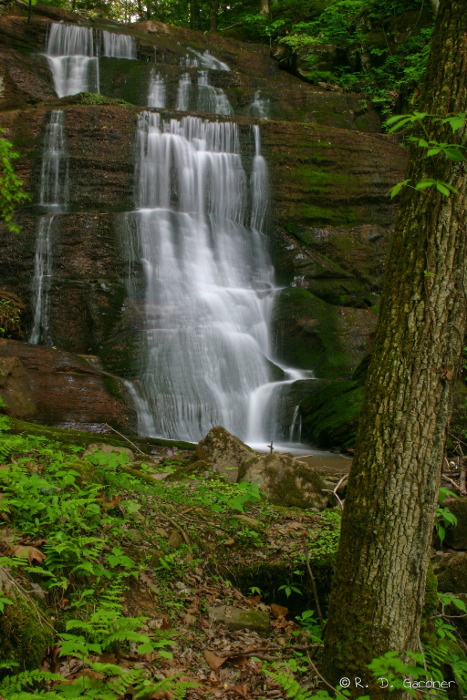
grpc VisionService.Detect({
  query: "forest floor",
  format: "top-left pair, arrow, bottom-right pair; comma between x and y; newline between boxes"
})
0,416 -> 342,699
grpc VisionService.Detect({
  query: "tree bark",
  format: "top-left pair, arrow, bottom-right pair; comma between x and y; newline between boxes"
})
322,0 -> 466,695
210,0 -> 219,33
259,0 -> 269,18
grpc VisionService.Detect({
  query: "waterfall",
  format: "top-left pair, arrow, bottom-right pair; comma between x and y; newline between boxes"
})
126,112 -> 278,443
147,69 -> 166,108
250,125 -> 268,232
175,71 -> 232,115
289,404 -> 302,442
189,49 -> 230,71
30,110 -> 68,345
101,30 -> 136,59
175,72 -> 191,112
197,71 -> 233,115
249,91 -> 270,119
45,23 -> 99,97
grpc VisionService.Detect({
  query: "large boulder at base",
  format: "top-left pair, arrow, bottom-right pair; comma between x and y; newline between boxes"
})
443,497 -> 467,551
0,356 -> 36,419
238,453 -> 328,510
192,426 -> 256,482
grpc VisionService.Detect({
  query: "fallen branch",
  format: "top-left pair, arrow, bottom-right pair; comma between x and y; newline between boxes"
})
305,550 -> 324,631
104,423 -> 146,455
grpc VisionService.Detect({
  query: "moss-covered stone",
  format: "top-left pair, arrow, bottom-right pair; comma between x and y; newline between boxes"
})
0,589 -> 53,670
300,379 -> 364,450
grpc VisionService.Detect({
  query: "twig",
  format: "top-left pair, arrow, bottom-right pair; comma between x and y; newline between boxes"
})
322,489 -> 344,509
162,511 -> 191,546
207,643 -> 323,657
306,653 -> 348,698
104,423 -> 146,455
305,550 -> 324,631
333,474 -> 348,493
442,474 -> 462,493
0,565 -> 59,635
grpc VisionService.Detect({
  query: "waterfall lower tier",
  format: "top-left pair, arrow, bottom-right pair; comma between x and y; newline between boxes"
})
126,112 -> 298,444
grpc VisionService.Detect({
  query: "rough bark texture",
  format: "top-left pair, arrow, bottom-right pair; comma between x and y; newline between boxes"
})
323,0 -> 467,694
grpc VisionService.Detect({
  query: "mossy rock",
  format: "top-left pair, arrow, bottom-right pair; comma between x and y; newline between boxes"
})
0,588 -> 53,671
300,379 -> 364,450
238,453 -> 328,510
272,287 -> 351,378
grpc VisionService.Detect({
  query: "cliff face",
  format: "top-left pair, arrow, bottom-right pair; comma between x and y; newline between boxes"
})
0,4 -> 406,445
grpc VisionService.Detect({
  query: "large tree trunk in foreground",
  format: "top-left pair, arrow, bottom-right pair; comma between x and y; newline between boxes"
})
323,0 -> 466,695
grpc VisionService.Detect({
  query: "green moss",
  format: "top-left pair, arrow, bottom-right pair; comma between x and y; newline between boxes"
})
300,379 -> 365,449
423,563 -> 438,621
0,594 -> 53,671
299,203 -> 358,226
272,288 -> 353,378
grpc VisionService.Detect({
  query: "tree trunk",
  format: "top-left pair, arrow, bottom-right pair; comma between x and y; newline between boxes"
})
210,0 -> 219,33
322,0 -> 466,695
259,0 -> 269,18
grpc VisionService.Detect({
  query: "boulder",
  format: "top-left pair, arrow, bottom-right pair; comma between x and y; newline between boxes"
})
210,605 -> 269,635
433,551 -> 467,594
443,497 -> 467,551
0,356 -> 36,419
193,426 -> 256,482
238,453 -> 328,510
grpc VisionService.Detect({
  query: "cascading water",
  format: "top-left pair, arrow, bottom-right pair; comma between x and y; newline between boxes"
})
249,91 -> 270,119
175,71 -> 232,115
147,69 -> 166,108
175,72 -> 191,112
126,112 -> 279,443
101,30 -> 136,59
189,49 -> 230,71
45,23 -> 99,97
197,71 -> 233,115
30,110 -> 68,345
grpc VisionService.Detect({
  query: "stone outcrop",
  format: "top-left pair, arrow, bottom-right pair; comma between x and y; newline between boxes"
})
238,453 -> 328,510
0,356 -> 36,419
0,340 -> 133,431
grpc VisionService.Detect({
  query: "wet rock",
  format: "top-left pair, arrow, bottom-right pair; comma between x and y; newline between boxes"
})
167,529 -> 184,549
0,356 -> 36,419
0,340 -> 133,431
210,605 -> 270,635
193,426 -> 256,482
238,454 -> 328,510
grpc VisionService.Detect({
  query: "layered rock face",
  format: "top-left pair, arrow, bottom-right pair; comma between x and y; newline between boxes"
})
0,4 -> 406,446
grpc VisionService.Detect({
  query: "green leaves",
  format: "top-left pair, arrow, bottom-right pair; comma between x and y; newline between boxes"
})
0,128 -> 31,234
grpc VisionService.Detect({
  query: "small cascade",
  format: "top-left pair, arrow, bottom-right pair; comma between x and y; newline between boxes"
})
45,23 -> 99,97
126,112 -> 277,442
289,404 -> 302,442
101,30 -> 136,59
197,71 -> 233,115
249,90 -> 270,119
250,125 -> 268,232
175,72 -> 192,111
30,110 -> 68,345
181,53 -> 200,68
147,69 -> 166,108
189,49 -> 230,71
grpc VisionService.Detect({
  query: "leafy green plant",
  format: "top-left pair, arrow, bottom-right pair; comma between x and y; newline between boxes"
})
278,572 -> 303,599
435,487 -> 458,543
0,128 -> 30,234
